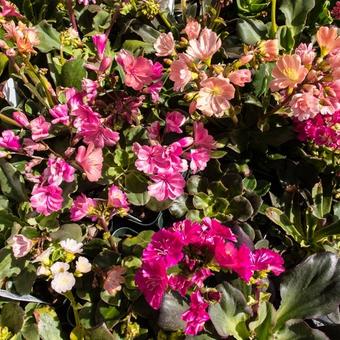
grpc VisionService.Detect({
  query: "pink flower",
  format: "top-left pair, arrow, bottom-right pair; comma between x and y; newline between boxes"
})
133,143 -> 166,174
193,122 -> 216,150
11,235 -> 33,258
70,194 -> 97,221
316,26 -> 340,56
78,0 -> 96,5
108,185 -> 129,209
135,261 -> 168,309
147,121 -> 161,141
92,34 -> 107,59
201,217 -> 237,243
331,2 -> 340,20
183,19 -> 201,40
169,274 -> 193,296
295,43 -> 316,65
148,172 -> 185,201
196,76 -> 235,117
154,32 -> 175,56
289,92 -> 320,121
182,291 -> 210,335
145,80 -> 163,103
49,104 -> 69,125
258,39 -> 279,61
30,116 -> 51,141
76,143 -> 103,182
30,184 -> 63,216
191,268 -> 212,287
0,0 -> 22,18
12,111 -> 29,127
270,55 -> 308,92
188,148 -> 210,173
165,111 -> 186,133
143,229 -> 184,267
228,69 -> 252,87
116,50 -> 161,90
0,130 -> 20,150
43,156 -> 75,185
82,79 -> 98,102
169,54 -> 192,91
251,248 -> 285,276
80,123 -> 119,148
171,219 -> 203,245
186,28 -> 221,61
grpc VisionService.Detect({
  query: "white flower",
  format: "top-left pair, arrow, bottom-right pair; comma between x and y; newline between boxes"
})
51,272 -> 75,294
50,262 -> 70,276
37,265 -> 51,276
76,256 -> 92,273
60,239 -> 83,254
33,248 -> 51,264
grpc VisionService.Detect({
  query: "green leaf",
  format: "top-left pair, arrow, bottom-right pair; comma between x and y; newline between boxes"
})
276,252 -> 340,330
249,301 -> 276,340
122,40 -> 154,54
229,196 -> 254,222
126,191 -> 150,206
33,306 -> 63,340
187,176 -> 209,195
59,58 -> 87,90
193,192 -> 210,210
221,173 -> 244,198
277,25 -> 295,51
146,197 -> 172,212
253,62 -> 275,97
274,321 -> 329,340
0,52 -> 8,77
14,263 -> 36,295
312,181 -> 332,219
93,10 -> 111,31
50,224 -> 83,242
209,282 -> 250,340
315,219 -> 340,240
0,159 -> 27,202
0,302 -> 24,334
0,248 -> 21,283
125,171 -> 148,193
243,176 -> 257,191
169,194 -> 188,218
86,324 -> 118,339
236,18 -> 268,45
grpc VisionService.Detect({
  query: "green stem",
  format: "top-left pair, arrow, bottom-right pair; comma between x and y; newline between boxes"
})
271,0 -> 278,37
0,113 -> 22,127
159,11 -> 172,30
65,291 -> 84,338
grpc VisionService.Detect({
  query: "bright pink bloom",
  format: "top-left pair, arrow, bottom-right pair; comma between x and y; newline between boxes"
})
116,50 -> 161,90
295,43 -> 316,65
171,219 -> 203,245
43,156 -> 75,185
168,274 -> 193,296
165,111 -> 186,133
289,92 -> 320,121
73,104 -> 100,129
23,138 -> 47,156
30,116 -> 51,141
182,291 -> 210,335
11,235 -> 33,258
251,248 -> 285,276
12,111 -> 29,127
186,28 -> 221,61
201,217 -> 237,243
154,32 -> 175,56
193,122 -> 216,150
170,58 -> 192,92
164,142 -> 188,173
270,55 -> 308,92
132,143 -> 166,174
78,0 -> 96,5
0,130 -> 20,150
228,69 -> 252,87
145,80 -> 163,103
70,194 -> 97,221
184,19 -> 201,40
143,229 -> 184,267
316,26 -> 340,56
49,104 -> 69,125
258,39 -> 279,61
108,185 -> 129,209
0,0 -> 22,17
76,143 -> 103,182
147,121 -> 161,141
331,2 -> 340,20
135,261 -> 168,309
191,268 -> 212,287
82,79 -> 98,102
148,172 -> 185,201
197,76 -> 235,117
80,123 -> 119,148
188,148 -> 210,173
30,184 -> 63,216
92,34 -> 107,59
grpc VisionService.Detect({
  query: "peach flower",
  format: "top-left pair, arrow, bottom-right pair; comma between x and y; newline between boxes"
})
196,76 -> 235,117
316,26 -> 340,56
170,54 -> 192,91
270,55 -> 308,92
258,39 -> 279,61
228,69 -> 252,87
289,91 -> 320,121
186,28 -> 221,62
154,32 -> 175,57
295,43 -> 316,66
76,143 -> 103,182
183,19 -> 201,40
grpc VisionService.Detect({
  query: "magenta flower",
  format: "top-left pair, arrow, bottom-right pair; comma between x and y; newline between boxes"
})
202,217 -> 237,243
82,79 -> 98,102
145,80 -> 163,103
70,194 -> 97,221
171,219 -> 203,245
143,229 -> 184,267
193,122 -> 216,150
76,143 -> 103,182
182,291 -> 210,335
332,2 -> 340,20
30,184 -> 63,216
165,111 -> 186,133
0,130 -> 21,151
49,104 -> 69,125
168,274 -> 193,296
108,185 -> 129,210
92,34 -> 107,59
148,172 -> 185,201
0,0 -> 22,18
251,248 -> 285,276
188,148 -> 210,174
135,261 -> 168,309
12,111 -> 29,127
30,116 -> 51,141
78,0 -> 96,5
191,268 -> 212,287
43,156 -> 75,186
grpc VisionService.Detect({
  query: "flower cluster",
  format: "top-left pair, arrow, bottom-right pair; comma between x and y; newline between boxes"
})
332,2 -> 340,20
294,110 -> 340,150
270,27 -> 340,121
135,218 -> 284,335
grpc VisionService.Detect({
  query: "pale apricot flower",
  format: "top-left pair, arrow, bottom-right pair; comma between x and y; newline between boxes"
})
196,76 -> 235,117
170,54 -> 192,91
316,26 -> 340,56
270,55 -> 308,92
258,39 -> 279,61
154,32 -> 175,56
183,19 -> 201,40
